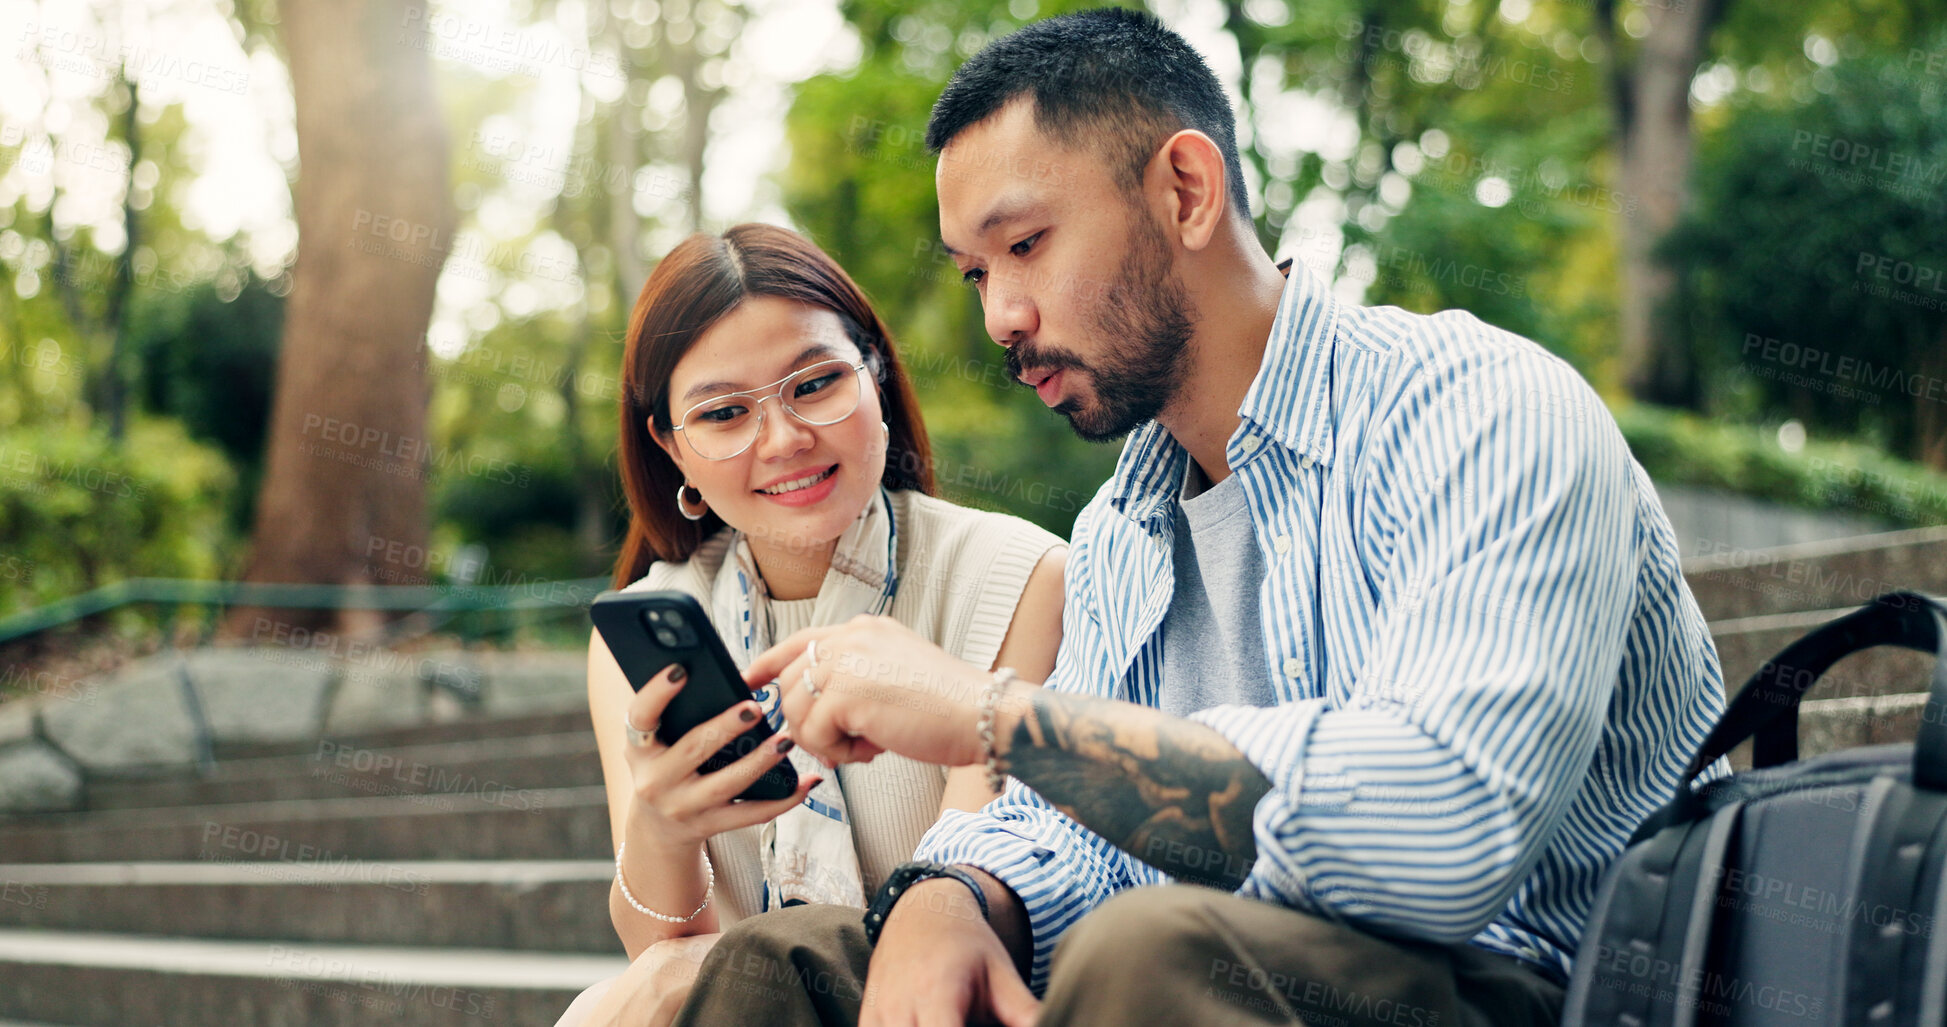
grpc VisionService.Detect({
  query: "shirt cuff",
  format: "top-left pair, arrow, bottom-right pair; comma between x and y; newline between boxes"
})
1185,701 -> 1335,910
914,804 -> 1123,995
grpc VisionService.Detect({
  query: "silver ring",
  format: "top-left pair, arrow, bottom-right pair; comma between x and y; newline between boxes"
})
800,665 -> 822,700
806,638 -> 819,669
623,713 -> 655,748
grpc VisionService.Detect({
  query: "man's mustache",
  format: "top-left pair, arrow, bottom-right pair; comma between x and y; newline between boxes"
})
1003,341 -> 1087,385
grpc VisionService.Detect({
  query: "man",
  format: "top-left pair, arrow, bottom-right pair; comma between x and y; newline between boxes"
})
671,8 -> 1723,1026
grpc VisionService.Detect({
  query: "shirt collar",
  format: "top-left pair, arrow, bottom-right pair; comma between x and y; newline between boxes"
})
1108,259 -> 1342,527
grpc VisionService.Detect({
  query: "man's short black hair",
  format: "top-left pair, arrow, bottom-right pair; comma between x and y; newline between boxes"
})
925,6 -> 1250,222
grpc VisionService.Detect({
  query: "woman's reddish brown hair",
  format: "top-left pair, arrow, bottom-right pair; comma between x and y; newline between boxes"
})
612,224 -> 936,588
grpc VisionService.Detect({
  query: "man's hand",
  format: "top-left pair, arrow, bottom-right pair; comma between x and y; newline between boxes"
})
861,878 -> 1040,1027
745,615 -> 997,769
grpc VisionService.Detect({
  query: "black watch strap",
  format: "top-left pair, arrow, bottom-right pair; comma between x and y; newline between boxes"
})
862,860 -> 989,946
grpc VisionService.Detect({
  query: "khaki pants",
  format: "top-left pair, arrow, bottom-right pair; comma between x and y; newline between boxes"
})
671,885 -> 1564,1026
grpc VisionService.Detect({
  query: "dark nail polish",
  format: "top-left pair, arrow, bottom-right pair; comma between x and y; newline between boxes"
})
738,706 -> 757,723
776,737 -> 795,754
669,664 -> 686,684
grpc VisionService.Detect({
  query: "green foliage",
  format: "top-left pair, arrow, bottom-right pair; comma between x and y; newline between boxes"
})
129,272 -> 286,529
0,418 -> 235,618
1667,34 -> 1947,467
1615,403 -> 1947,529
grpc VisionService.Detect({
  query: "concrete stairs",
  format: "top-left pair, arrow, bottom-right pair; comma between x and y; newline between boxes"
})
1682,525 -> 1947,766
0,525 -> 1939,1023
0,703 -> 629,1025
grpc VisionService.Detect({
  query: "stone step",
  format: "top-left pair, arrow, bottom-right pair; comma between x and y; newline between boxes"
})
1708,606 -> 1943,700
0,928 -> 627,1027
0,787 -> 612,864
214,705 -> 593,762
1681,525 -> 1947,622
0,861 -> 616,953
88,731 -> 603,811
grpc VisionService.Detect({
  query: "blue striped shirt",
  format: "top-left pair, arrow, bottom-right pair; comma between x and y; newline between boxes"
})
914,261 -> 1726,992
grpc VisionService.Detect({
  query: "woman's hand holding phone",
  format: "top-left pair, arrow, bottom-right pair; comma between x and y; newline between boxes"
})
620,661 -> 823,850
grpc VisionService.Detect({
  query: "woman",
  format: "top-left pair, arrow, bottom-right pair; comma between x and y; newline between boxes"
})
557,223 -> 1066,1027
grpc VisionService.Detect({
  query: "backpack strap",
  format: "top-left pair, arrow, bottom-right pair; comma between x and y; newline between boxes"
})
1567,803 -> 1743,1027
1843,777 -> 1947,1027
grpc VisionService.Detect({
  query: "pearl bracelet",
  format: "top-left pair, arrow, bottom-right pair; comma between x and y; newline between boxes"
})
978,667 -> 1018,794
616,840 -> 714,923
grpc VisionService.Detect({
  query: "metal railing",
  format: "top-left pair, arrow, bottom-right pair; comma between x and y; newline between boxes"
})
0,576 -> 610,647
0,575 -> 611,773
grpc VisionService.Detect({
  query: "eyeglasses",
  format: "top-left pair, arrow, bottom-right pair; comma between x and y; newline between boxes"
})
671,359 -> 870,460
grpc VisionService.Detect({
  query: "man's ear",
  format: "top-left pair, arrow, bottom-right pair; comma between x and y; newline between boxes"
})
1152,129 -> 1229,253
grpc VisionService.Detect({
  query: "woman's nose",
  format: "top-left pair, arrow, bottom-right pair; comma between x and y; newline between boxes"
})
752,396 -> 815,457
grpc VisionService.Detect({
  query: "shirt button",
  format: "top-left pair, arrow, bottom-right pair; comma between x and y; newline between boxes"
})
1274,535 -> 1292,554
1282,658 -> 1302,679
1299,455 -> 1315,470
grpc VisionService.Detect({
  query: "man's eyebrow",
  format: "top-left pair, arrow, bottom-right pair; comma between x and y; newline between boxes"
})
942,195 -> 1046,259
680,343 -> 844,402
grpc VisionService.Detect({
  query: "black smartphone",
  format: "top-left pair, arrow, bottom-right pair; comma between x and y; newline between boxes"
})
590,590 -> 799,802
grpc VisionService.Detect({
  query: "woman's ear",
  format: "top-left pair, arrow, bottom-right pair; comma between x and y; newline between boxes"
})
650,419 -> 686,477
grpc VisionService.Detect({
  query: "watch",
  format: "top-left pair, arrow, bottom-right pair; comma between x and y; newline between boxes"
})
862,860 -> 989,946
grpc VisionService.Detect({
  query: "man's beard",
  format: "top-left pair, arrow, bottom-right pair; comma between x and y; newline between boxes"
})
1005,213 -> 1196,442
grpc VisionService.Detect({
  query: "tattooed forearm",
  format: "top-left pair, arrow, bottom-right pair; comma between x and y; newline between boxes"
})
996,687 -> 1271,890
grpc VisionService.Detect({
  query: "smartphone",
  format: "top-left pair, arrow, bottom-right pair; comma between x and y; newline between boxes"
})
590,590 -> 799,802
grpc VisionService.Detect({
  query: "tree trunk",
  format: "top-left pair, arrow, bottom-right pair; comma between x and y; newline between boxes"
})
1598,0 -> 1730,406
225,0 -> 453,639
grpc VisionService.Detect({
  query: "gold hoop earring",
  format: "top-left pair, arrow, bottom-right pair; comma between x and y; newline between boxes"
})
676,481 -> 708,522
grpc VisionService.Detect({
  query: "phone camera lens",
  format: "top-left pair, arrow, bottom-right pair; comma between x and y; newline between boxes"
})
663,609 -> 686,628
654,628 -> 680,647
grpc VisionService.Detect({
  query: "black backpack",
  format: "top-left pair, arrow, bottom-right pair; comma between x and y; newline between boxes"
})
1562,591 -> 1947,1027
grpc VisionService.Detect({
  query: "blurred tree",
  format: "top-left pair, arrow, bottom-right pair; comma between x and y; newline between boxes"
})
1592,0 -> 1734,405
227,0 -> 454,636
1668,37 -> 1947,470
128,273 -> 285,531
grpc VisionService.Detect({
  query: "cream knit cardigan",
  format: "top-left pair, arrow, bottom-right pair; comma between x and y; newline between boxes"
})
622,488 -> 1064,925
